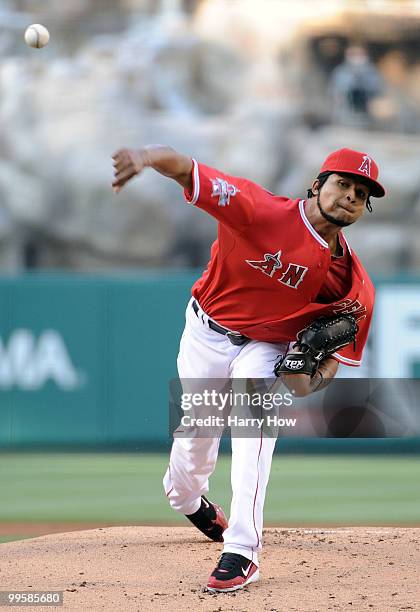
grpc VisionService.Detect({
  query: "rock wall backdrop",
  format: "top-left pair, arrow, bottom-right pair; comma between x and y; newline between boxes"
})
0,0 -> 419,272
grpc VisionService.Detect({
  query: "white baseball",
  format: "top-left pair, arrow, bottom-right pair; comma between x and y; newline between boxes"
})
24,24 -> 50,48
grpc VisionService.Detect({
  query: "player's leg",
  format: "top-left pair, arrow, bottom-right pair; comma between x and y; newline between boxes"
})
206,340 -> 288,591
163,299 -> 241,518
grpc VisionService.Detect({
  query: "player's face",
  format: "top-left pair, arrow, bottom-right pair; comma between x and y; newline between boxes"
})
315,174 -> 369,227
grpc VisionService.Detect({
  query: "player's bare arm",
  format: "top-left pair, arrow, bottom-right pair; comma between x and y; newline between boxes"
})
112,145 -> 193,193
280,356 -> 339,397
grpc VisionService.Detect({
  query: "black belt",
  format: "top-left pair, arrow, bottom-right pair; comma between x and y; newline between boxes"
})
192,300 -> 249,346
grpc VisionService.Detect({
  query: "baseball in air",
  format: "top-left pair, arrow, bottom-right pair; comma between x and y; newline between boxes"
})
24,24 -> 50,48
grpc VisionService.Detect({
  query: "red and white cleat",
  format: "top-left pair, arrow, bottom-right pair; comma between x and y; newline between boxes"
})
185,496 -> 228,542
206,552 -> 259,593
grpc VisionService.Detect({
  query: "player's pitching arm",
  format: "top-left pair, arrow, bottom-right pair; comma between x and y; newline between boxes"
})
112,146 -> 193,193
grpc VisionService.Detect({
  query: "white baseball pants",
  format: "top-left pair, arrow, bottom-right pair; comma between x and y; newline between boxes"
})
163,298 -> 288,566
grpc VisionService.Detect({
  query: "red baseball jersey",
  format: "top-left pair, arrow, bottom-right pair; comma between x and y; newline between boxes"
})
184,160 -> 375,366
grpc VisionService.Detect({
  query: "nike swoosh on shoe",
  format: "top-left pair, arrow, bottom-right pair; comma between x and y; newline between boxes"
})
242,562 -> 253,577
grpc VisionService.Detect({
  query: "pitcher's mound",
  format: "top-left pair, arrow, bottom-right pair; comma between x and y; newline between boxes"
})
1,526 -> 419,611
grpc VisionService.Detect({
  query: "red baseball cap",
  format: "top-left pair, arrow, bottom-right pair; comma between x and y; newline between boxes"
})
319,148 -> 385,197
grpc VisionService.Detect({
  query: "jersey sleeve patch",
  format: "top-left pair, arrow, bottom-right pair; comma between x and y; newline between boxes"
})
183,162 -> 256,230
210,177 -> 241,206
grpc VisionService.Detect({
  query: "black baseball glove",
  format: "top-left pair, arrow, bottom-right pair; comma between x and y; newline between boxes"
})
274,314 -> 359,377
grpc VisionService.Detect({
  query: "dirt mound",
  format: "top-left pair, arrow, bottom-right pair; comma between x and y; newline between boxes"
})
1,526 -> 419,611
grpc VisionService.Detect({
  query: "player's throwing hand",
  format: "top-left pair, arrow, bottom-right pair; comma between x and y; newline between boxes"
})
112,145 -> 193,194
112,148 -> 149,193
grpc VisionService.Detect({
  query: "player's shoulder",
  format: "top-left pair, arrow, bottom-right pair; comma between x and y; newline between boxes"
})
255,191 -> 301,212
196,163 -> 266,193
196,161 -> 298,207
243,180 -> 297,205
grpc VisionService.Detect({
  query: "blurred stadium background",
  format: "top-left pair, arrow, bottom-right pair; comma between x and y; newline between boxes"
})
1,0 -> 419,542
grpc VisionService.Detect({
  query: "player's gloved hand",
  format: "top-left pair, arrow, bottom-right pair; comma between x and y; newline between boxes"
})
275,349 -> 316,376
274,314 -> 359,377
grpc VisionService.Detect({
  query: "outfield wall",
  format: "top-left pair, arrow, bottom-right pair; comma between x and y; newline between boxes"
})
0,273 -> 194,449
0,273 -> 419,450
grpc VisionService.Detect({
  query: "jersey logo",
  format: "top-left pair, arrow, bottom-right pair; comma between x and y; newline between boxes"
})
246,251 -> 282,277
333,298 -> 367,322
284,358 -> 305,369
246,251 -> 308,289
211,177 -> 240,207
358,155 -> 372,177
280,263 -> 308,288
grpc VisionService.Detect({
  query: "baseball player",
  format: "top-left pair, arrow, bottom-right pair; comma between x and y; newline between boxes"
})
112,146 -> 385,593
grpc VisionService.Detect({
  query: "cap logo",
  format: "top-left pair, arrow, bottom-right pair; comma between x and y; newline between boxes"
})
358,155 -> 372,177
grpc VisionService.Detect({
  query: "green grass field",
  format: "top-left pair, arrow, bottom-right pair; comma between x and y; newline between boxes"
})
1,453 -> 419,542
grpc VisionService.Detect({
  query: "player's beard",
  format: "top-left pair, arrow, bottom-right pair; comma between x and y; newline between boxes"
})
317,192 -> 352,228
